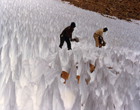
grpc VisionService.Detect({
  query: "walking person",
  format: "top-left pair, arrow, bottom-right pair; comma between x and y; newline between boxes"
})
59,22 -> 77,50
93,27 -> 108,48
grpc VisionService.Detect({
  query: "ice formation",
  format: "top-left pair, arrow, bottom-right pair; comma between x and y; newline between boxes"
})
0,0 -> 140,110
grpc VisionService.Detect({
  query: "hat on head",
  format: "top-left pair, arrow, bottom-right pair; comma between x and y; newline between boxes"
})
70,22 -> 76,28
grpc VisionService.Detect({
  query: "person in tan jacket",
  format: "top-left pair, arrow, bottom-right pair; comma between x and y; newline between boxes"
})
93,27 -> 108,48
59,22 -> 77,50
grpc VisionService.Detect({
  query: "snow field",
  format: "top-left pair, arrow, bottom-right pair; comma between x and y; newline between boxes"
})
0,0 -> 140,110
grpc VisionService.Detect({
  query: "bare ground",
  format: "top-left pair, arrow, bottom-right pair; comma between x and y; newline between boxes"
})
61,0 -> 140,21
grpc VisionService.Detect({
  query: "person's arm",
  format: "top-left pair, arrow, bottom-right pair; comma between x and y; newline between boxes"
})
68,28 -> 74,41
102,37 -> 106,46
102,37 -> 105,42
69,32 -> 72,41
71,38 -> 75,41
99,30 -> 105,43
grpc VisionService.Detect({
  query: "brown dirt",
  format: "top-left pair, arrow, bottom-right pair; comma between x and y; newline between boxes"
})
61,63 -> 95,84
61,0 -> 140,21
76,75 -> 80,83
90,63 -> 95,73
61,71 -> 69,84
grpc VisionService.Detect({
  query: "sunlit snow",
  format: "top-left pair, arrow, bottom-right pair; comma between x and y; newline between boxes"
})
0,0 -> 140,110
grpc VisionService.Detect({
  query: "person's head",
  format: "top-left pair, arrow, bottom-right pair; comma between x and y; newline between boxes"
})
103,27 -> 108,32
70,22 -> 76,28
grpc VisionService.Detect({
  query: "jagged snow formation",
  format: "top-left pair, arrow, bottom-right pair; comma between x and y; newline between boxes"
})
0,0 -> 140,110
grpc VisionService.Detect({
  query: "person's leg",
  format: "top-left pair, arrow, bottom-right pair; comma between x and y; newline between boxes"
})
65,37 -> 71,50
59,35 -> 64,48
94,34 -> 99,47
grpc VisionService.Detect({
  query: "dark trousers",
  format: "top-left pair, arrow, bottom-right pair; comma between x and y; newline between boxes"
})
98,36 -> 102,45
59,35 -> 71,50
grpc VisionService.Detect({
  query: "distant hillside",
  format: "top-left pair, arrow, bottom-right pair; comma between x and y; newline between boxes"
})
61,0 -> 140,21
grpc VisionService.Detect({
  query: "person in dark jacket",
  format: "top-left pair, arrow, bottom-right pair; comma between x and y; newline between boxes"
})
59,22 -> 76,50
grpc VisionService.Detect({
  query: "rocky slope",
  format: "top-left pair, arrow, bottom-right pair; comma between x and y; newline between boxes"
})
62,0 -> 140,21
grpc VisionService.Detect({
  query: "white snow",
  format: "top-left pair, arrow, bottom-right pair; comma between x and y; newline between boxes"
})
0,0 -> 140,110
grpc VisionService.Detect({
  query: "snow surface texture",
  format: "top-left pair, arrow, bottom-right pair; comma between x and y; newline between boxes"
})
0,0 -> 140,110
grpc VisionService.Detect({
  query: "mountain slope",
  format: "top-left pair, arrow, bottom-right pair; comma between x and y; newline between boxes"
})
0,0 -> 140,110
61,0 -> 140,21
